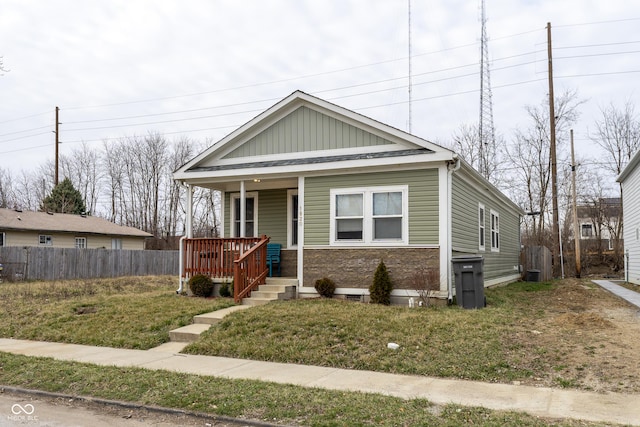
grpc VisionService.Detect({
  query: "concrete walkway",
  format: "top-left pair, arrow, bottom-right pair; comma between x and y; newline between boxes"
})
592,279 -> 640,309
0,337 -> 638,426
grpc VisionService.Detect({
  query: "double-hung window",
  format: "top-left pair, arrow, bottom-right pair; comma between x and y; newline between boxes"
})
39,235 -> 52,246
490,210 -> 499,251
75,237 -> 87,249
478,204 -> 485,251
331,186 -> 408,245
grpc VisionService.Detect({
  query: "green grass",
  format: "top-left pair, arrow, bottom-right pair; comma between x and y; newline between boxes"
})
185,298 -> 528,382
0,276 -> 234,349
0,352 -> 609,427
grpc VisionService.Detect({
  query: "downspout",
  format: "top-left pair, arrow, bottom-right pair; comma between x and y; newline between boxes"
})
447,155 -> 461,303
177,183 -> 194,294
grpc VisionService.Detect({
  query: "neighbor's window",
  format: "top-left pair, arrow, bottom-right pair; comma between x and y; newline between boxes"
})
331,186 -> 408,244
75,237 -> 87,249
0,232 -> 5,247
111,238 -> 122,249
39,235 -> 52,246
478,204 -> 485,251
581,224 -> 593,238
490,210 -> 499,251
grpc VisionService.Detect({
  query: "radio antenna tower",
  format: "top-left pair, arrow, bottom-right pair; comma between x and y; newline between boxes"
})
478,0 -> 495,180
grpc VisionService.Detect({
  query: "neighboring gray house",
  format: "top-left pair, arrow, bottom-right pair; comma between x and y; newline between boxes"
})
617,149 -> 640,285
174,91 -> 522,302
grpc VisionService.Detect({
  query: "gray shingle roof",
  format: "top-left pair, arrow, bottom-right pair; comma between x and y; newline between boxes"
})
188,148 -> 433,172
0,208 -> 152,237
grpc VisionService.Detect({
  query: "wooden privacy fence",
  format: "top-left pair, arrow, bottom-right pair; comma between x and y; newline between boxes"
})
521,245 -> 552,281
0,247 -> 178,281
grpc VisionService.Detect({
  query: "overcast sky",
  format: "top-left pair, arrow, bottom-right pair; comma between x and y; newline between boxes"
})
2,0 -> 639,189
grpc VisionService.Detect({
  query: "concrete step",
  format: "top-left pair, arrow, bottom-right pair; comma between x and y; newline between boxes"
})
169,323 -> 211,342
265,278 -> 299,286
242,297 -> 273,306
193,305 -> 250,324
250,290 -> 286,300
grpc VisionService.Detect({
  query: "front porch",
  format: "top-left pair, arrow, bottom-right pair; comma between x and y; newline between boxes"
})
180,236 -> 286,303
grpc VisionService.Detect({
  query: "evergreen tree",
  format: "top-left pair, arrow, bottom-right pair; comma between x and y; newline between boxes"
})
369,260 -> 393,305
41,177 -> 87,214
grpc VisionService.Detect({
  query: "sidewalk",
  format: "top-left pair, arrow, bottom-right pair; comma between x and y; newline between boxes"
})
0,337 -> 638,426
592,279 -> 640,309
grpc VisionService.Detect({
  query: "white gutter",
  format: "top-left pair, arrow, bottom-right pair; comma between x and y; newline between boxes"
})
446,155 -> 461,302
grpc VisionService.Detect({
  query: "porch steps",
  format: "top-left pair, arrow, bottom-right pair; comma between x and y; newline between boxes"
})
165,278 -> 298,344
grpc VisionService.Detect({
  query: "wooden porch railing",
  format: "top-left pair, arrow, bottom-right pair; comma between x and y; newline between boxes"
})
181,237 -> 262,279
181,236 -> 269,303
234,235 -> 270,303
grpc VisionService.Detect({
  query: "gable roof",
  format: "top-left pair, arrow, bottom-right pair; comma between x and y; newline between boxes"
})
174,90 -> 455,182
0,208 -> 152,237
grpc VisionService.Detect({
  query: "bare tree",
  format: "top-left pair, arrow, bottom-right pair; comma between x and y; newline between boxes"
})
0,167 -> 17,208
60,143 -> 101,215
589,101 -> 640,266
449,122 -> 502,185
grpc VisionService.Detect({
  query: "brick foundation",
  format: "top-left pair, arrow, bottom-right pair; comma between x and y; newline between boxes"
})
303,247 -> 440,290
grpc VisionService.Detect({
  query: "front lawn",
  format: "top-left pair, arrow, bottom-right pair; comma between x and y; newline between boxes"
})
0,276 -> 234,349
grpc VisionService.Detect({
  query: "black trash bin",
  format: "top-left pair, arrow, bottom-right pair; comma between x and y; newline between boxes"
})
452,256 -> 485,309
526,269 -> 541,282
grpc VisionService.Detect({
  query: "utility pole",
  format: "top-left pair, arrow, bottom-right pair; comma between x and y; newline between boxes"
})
407,0 -> 413,134
570,129 -> 581,278
547,22 -> 560,278
54,106 -> 60,186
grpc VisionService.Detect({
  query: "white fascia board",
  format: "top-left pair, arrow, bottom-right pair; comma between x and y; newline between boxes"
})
175,152 -> 455,184
617,148 -> 640,183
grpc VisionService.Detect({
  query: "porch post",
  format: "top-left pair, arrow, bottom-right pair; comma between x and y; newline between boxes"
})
239,180 -> 246,238
186,184 -> 194,238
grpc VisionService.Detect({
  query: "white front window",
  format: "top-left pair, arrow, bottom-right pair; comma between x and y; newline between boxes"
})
75,237 -> 87,249
230,192 -> 258,237
330,186 -> 408,245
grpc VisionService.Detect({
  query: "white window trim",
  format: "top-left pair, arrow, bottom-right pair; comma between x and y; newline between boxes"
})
329,185 -> 409,246
0,231 -> 5,247
490,209 -> 500,252
75,237 -> 87,249
230,192 -> 259,238
39,235 -> 52,246
287,189 -> 298,249
478,203 -> 485,252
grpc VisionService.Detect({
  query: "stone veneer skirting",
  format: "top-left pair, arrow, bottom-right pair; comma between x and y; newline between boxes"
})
303,247 -> 440,290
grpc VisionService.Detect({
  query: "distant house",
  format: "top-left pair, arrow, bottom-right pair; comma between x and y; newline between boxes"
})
173,91 -> 522,302
617,149 -> 640,285
0,208 -> 152,250
572,198 -> 622,252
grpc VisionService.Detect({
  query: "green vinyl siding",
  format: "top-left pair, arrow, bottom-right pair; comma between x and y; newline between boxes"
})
223,106 -> 393,159
304,169 -> 439,245
258,189 -> 287,246
451,174 -> 520,281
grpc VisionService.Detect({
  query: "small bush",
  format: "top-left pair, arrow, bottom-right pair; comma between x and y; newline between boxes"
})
219,281 -> 232,298
188,274 -> 214,297
314,277 -> 336,298
369,260 -> 393,305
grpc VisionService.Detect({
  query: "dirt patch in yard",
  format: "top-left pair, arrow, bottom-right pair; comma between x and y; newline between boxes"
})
504,279 -> 640,393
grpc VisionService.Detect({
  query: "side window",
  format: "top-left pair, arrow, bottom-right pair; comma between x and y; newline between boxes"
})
112,238 -> 123,249
0,232 -> 5,247
478,204 -> 485,251
75,237 -> 87,249
490,210 -> 499,251
39,235 -> 52,246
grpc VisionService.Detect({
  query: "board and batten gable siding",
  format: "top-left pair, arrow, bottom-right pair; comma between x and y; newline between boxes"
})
304,169 -> 439,246
222,106 -> 394,159
451,173 -> 520,281
223,189 -> 288,245
621,161 -> 640,284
